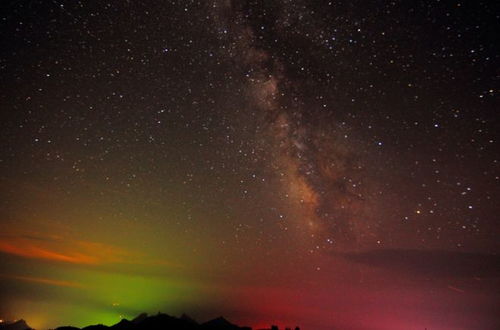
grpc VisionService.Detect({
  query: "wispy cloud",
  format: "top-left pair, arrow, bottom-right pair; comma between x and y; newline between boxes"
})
0,230 -> 181,270
0,241 -> 98,264
0,273 -> 83,288
0,233 -> 134,265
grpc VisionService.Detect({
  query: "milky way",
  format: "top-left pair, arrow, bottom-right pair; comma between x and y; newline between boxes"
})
215,1 -> 374,248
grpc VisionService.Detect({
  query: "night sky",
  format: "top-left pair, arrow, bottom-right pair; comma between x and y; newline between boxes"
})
0,1 -> 499,329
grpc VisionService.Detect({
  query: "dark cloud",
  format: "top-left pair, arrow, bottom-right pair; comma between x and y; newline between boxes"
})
343,249 -> 500,278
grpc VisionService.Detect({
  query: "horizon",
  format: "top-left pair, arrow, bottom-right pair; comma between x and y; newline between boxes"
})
0,312 -> 295,330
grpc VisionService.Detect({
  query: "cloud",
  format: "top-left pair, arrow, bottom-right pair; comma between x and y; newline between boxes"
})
0,241 -> 98,264
0,231 -> 180,271
0,274 -> 83,288
0,234 -> 133,265
342,249 -> 500,278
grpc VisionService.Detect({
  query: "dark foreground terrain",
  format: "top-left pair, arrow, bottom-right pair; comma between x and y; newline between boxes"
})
0,313 -> 300,330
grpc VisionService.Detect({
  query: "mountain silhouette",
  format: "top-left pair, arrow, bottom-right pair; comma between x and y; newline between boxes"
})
82,325 -> 109,330
0,320 -> 31,330
54,313 -> 256,330
110,320 -> 132,330
0,312 -> 298,330
201,317 -> 250,330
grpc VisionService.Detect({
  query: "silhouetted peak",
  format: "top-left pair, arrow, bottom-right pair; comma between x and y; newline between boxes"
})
202,317 -> 243,329
0,320 -> 31,330
82,324 -> 109,330
131,313 -> 148,324
145,312 -> 175,322
203,316 -> 229,325
110,319 -> 132,330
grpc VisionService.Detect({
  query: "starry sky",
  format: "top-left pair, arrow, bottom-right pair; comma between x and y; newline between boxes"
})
0,1 -> 498,329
